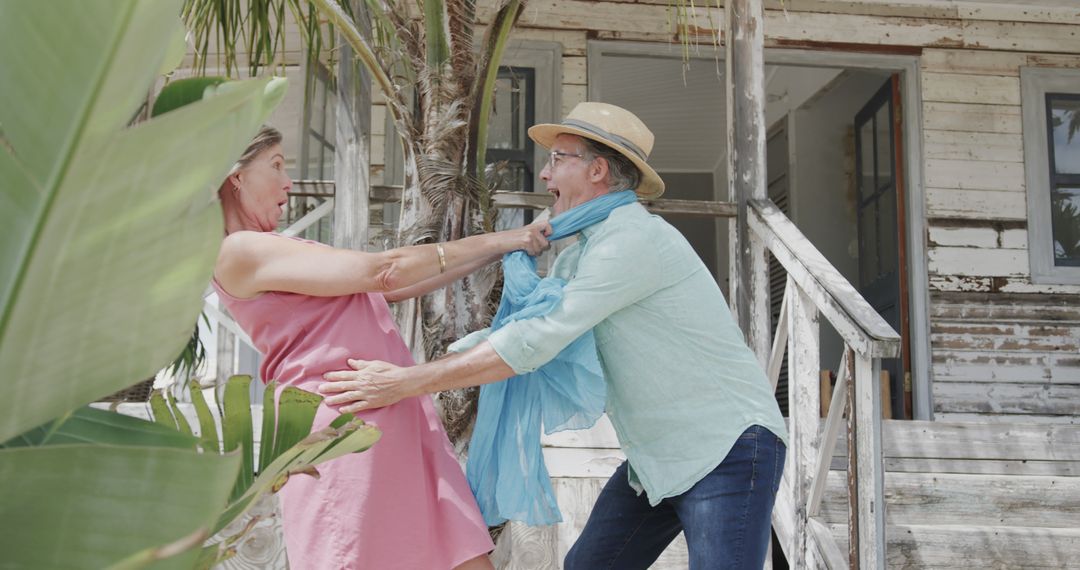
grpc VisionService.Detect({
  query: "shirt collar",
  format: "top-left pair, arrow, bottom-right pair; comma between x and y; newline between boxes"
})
580,200 -> 635,239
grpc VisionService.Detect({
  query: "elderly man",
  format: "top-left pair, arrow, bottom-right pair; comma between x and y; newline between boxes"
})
321,102 -> 788,569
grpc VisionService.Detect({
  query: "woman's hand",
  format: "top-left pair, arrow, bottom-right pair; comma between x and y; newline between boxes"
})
501,220 -> 552,256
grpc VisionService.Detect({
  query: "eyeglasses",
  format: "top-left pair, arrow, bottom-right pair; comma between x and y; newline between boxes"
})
546,150 -> 587,169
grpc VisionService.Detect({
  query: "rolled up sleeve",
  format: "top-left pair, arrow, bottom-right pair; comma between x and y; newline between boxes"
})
488,227 -> 663,374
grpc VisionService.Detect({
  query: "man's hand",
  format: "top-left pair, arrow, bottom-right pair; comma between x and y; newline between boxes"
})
319,359 -> 417,413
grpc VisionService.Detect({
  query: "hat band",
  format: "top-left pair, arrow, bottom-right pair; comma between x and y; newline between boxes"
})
561,119 -> 648,161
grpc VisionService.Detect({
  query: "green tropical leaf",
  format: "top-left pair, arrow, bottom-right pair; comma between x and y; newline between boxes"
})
270,385 -> 323,459
152,77 -> 229,118
165,388 -> 196,437
150,390 -> 181,430
221,374 -> 256,501
0,0 -> 287,442
190,380 -> 222,451
424,0 -> 451,70
0,444 -> 240,569
212,414 -> 381,535
143,375 -> 382,550
0,405 -> 198,450
258,380 -> 279,471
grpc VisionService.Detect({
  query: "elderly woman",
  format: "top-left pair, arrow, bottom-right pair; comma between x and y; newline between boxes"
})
212,126 -> 550,570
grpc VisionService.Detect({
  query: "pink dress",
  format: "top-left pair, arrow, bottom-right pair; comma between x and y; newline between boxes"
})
213,257 -> 494,569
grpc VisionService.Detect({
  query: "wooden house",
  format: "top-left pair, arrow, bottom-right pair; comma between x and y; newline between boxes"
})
182,0 -> 1080,567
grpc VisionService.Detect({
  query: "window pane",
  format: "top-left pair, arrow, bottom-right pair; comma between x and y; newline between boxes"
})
490,161 -> 528,192
859,201 -> 879,286
488,75 -> 527,151
875,103 -> 894,192
1052,186 -> 1080,265
879,186 -> 898,275
1050,96 -> 1080,175
859,120 -> 875,202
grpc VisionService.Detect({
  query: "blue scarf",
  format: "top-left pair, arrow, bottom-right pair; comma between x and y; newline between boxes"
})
466,189 -> 638,526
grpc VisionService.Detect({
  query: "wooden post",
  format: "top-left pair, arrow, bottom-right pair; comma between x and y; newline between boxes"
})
333,1 -> 372,251
845,348 -> 859,568
854,353 -> 887,569
787,282 -> 820,569
726,0 -> 770,365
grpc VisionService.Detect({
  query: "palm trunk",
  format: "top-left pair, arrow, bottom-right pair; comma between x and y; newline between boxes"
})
394,104 -> 499,450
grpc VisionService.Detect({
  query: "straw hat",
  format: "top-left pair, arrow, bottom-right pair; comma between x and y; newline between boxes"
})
528,102 -> 665,199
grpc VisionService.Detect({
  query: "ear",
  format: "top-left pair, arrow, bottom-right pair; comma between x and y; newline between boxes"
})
228,171 -> 243,190
589,156 -> 610,185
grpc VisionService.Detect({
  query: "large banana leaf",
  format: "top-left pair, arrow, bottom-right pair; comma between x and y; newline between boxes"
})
0,409 -> 241,569
0,1 -> 289,566
0,444 -> 241,570
0,0 -> 286,442
0,406 -> 197,450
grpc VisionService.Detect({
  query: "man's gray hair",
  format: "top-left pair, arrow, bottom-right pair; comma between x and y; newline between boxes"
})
580,137 -> 642,192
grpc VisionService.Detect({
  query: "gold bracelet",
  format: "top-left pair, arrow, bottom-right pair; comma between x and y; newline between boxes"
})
435,243 -> 447,273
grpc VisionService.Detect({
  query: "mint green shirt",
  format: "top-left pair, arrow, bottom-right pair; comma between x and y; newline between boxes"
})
484,202 -> 788,504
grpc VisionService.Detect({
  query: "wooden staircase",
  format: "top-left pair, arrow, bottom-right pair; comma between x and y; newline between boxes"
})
789,419 -> 1080,569
751,199 -> 1080,569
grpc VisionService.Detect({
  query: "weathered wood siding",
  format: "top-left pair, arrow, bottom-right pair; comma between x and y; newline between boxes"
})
930,292 -> 1080,424
918,46 -> 1080,422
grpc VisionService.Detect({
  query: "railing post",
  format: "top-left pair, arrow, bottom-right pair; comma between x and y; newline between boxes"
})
787,280 -> 820,569
853,353 -> 886,569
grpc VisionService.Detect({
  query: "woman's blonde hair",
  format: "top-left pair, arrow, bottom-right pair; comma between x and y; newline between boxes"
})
229,125 -> 283,176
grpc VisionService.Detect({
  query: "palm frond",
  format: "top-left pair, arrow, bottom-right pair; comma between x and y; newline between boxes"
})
469,0 -> 525,230
446,0 -> 478,100
422,0 -> 451,72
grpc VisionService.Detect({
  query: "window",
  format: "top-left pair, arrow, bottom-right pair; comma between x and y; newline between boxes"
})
489,66 -> 537,228
381,41 -> 561,233
1022,67 -> 1080,284
279,61 -> 336,244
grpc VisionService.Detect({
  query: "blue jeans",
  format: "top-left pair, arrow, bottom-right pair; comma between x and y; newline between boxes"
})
564,425 -> 786,570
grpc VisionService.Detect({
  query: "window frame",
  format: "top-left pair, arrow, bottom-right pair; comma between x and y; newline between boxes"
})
382,41 -> 561,191
1021,66 -> 1080,284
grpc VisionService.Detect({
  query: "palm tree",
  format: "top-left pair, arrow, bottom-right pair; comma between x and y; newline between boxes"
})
183,0 -> 526,446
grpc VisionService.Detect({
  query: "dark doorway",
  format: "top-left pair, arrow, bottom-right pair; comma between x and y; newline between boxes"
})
853,76 -> 911,419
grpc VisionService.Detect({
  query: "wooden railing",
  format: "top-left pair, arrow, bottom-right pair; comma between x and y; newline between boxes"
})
749,198 -> 900,569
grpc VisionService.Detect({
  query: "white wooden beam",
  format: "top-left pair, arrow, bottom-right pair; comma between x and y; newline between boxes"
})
748,199 -> 901,357
334,4 -> 372,251
788,282 -> 821,569
727,0 -> 771,365
808,348 -> 850,518
854,352 -> 887,569
767,282 -> 790,392
202,293 -> 255,351
281,198 -> 335,238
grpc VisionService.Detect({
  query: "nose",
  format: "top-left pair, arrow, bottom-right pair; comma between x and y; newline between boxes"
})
540,162 -> 552,181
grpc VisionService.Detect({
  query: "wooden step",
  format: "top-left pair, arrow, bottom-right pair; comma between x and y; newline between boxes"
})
818,470 -> 1080,528
825,523 -> 1080,569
